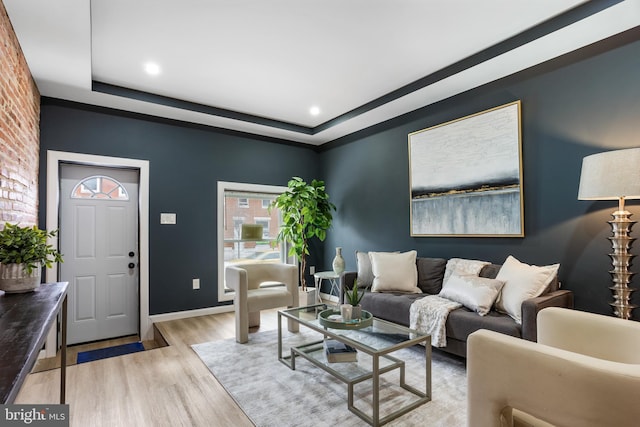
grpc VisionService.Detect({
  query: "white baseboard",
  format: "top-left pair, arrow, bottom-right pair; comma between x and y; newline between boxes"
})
149,295 -> 338,328
149,304 -> 234,324
320,292 -> 339,303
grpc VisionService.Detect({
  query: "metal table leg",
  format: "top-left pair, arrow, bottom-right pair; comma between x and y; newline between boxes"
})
60,295 -> 67,404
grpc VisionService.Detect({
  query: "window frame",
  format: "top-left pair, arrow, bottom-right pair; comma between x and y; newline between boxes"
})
217,181 -> 289,303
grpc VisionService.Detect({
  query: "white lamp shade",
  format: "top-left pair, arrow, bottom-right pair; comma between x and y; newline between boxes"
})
578,148 -> 640,200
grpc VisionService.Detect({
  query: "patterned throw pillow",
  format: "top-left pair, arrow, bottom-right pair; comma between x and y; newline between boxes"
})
442,258 -> 491,285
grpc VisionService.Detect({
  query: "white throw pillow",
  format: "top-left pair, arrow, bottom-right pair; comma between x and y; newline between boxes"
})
439,274 -> 505,316
369,250 -> 421,293
495,255 -> 560,324
442,258 -> 491,285
356,250 -> 400,288
355,251 -> 374,288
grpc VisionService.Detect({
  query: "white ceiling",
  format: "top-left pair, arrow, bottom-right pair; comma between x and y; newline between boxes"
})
4,0 -> 640,145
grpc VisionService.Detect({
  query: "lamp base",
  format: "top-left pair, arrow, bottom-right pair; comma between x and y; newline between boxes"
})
608,209 -> 637,320
609,294 -> 637,320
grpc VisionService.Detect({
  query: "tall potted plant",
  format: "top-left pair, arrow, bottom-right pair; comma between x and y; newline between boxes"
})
0,223 -> 63,293
271,177 -> 336,294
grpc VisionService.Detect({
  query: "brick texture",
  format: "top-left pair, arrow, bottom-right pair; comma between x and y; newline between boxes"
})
0,0 -> 40,226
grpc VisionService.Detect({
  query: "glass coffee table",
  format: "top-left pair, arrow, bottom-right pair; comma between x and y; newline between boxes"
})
278,304 -> 431,426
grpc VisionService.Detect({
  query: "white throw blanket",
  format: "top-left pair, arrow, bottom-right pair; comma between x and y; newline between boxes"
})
410,295 -> 462,347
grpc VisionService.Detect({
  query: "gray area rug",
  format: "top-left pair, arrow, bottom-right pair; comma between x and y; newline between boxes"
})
192,328 -> 466,426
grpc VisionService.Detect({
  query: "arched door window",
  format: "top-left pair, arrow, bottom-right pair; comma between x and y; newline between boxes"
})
70,175 -> 129,200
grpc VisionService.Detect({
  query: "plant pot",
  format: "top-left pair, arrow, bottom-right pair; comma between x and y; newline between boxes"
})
352,304 -> 362,320
298,287 -> 317,308
0,263 -> 41,293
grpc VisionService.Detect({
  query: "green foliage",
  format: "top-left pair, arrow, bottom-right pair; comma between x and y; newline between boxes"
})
270,177 -> 336,289
0,223 -> 64,274
344,279 -> 368,306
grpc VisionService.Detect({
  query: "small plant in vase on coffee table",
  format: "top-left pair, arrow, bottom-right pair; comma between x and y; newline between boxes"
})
344,279 -> 368,320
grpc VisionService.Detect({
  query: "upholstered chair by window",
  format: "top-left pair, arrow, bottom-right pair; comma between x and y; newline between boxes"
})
226,263 -> 299,343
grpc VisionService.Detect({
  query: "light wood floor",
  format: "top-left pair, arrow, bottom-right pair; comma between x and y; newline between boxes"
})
32,334 -> 162,373
16,309 -> 282,426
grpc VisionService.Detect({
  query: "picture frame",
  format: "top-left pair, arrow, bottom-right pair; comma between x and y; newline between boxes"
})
408,100 -> 523,237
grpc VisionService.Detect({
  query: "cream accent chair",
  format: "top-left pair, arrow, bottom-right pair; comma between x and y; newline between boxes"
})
467,307 -> 640,427
226,263 -> 299,343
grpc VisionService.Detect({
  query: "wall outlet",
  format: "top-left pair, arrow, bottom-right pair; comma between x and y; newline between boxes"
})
192,278 -> 200,289
309,266 -> 315,275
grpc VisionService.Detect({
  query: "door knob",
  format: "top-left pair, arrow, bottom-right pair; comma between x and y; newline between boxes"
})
129,251 -> 135,257
128,263 -> 135,269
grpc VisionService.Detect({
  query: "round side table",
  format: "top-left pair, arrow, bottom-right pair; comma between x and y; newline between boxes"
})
313,271 -> 340,304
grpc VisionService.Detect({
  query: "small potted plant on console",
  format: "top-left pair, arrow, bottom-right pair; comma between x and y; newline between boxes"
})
0,222 -> 63,293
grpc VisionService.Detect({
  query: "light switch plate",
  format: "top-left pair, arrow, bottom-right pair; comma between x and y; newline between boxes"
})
160,213 -> 177,224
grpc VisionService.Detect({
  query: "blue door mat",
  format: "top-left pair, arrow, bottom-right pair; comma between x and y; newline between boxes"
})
76,342 -> 145,364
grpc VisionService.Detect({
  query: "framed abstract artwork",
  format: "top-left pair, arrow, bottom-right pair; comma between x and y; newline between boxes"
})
408,101 -> 523,237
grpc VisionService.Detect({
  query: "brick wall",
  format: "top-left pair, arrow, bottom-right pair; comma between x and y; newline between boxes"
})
0,0 -> 40,226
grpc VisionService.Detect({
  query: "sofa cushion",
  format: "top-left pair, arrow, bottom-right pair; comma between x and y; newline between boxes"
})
479,264 -> 502,279
495,255 -> 560,324
369,250 -> 421,293
416,257 -> 447,294
360,292 -> 423,326
446,307 -> 522,342
439,274 -> 505,316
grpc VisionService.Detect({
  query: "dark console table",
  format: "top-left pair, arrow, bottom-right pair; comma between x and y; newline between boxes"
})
0,282 -> 68,404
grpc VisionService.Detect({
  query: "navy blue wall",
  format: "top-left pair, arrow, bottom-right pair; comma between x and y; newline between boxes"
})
38,103 -> 320,314
320,34 -> 640,319
38,31 -> 640,320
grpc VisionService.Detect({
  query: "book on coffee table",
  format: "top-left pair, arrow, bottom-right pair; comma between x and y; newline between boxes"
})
324,339 -> 357,363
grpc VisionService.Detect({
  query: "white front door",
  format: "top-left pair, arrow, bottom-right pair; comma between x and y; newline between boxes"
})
60,164 -> 139,345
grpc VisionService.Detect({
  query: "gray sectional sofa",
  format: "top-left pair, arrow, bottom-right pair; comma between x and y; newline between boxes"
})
340,255 -> 574,358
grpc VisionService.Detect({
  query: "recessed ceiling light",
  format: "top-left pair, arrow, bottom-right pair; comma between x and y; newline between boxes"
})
309,106 -> 321,116
144,62 -> 161,76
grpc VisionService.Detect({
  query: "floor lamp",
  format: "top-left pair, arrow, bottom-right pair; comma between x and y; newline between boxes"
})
578,147 -> 640,320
